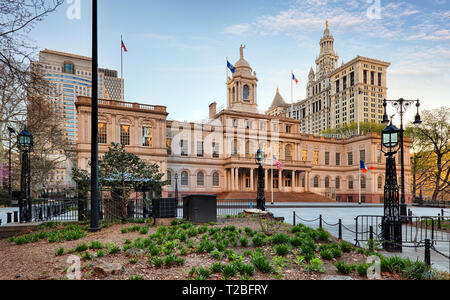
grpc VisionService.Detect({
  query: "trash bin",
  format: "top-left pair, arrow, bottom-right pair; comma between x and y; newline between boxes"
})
183,195 -> 217,223
152,198 -> 177,218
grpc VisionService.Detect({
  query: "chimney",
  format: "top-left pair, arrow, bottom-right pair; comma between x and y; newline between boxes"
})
209,102 -> 217,119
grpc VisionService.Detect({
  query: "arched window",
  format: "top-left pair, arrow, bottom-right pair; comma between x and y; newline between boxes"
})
167,171 -> 172,186
181,171 -> 189,186
213,172 -> 220,187
335,177 -> 340,190
325,177 -> 330,188
361,176 -> 366,189
243,85 -> 250,100
197,172 -> 204,186
348,177 -> 354,190
285,144 -> 293,161
378,176 -> 383,189
314,176 -> 319,188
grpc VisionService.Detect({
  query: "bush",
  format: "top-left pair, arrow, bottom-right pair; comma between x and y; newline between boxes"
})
210,250 -> 223,260
75,244 -> 88,253
151,257 -> 163,268
356,263 -> 370,277
273,244 -> 290,256
304,258 -> 325,273
403,261 -> 430,280
381,256 -> 411,274
239,236 -> 249,247
320,249 -> 334,260
109,243 -> 121,254
314,228 -> 331,242
190,267 -> 211,280
95,250 -> 105,258
236,263 -> 255,277
271,233 -> 290,245
252,233 -> 265,247
81,252 -> 92,261
55,247 -> 64,256
129,257 -> 138,264
164,255 -> 177,267
129,275 -> 143,280
334,261 -> 355,275
251,253 -> 273,274
139,226 -> 149,235
210,262 -> 224,274
222,264 -> 238,279
339,241 -> 353,253
89,241 -> 103,250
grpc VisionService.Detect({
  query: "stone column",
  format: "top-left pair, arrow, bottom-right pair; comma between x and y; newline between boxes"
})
306,172 -> 310,192
292,170 -> 295,191
231,168 -> 235,192
264,169 -> 268,192
235,168 -> 239,192
250,168 -> 254,191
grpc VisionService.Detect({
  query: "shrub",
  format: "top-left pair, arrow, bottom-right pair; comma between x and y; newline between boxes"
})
289,236 -> 304,248
271,233 -> 290,245
129,275 -> 143,280
121,228 -> 128,234
129,258 -> 138,264
381,256 -> 411,274
164,255 -> 177,267
237,263 -> 255,277
89,241 -> 103,250
151,257 -> 163,268
190,267 -> 211,280
81,252 -> 92,261
331,247 -> 343,258
175,257 -> 185,266
55,247 -> 64,257
210,250 -> 223,260
291,224 -> 306,234
251,253 -> 273,274
304,258 -> 325,273
75,244 -> 88,253
139,226 -> 149,235
273,244 -> 290,256
314,228 -> 331,242
252,233 -> 265,247
356,263 -> 370,277
244,227 -> 254,236
239,236 -> 249,247
222,264 -> 237,280
187,228 -> 198,237
320,249 -> 334,260
334,261 -> 355,275
210,262 -> 224,274
109,243 -> 121,254
339,241 -> 353,253
198,225 -> 208,234
95,250 -> 105,258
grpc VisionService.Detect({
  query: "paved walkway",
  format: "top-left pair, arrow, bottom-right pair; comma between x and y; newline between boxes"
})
268,204 -> 450,272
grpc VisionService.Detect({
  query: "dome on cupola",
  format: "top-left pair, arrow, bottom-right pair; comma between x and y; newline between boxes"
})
235,45 -> 252,70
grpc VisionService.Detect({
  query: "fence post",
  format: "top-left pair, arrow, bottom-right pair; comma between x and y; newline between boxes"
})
369,226 -> 374,251
293,212 -> 296,226
355,217 -> 359,247
437,214 -> 441,230
319,215 -> 322,229
338,219 -> 342,240
424,239 -> 431,267
431,219 -> 435,245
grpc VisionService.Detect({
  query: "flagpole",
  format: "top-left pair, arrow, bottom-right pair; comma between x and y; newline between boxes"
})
291,71 -> 294,119
121,35 -> 123,79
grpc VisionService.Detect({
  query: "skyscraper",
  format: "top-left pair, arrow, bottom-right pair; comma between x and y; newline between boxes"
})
33,49 -> 124,142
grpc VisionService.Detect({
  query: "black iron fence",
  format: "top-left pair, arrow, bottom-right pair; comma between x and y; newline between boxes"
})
20,196 -> 252,224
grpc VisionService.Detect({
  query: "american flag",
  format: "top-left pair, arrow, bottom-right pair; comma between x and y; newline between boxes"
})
273,156 -> 283,171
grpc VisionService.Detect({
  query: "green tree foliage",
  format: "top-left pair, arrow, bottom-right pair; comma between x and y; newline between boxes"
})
72,143 -> 167,219
406,108 -> 450,200
320,122 -> 385,138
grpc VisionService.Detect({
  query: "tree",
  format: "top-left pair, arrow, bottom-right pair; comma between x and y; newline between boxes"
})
406,108 -> 450,201
320,122 -> 386,138
73,143 -> 168,220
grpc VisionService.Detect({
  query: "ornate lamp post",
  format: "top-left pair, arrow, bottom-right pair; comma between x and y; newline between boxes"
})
255,148 -> 266,211
18,128 -> 33,222
7,126 -> 15,196
382,98 -> 422,221
381,122 -> 402,252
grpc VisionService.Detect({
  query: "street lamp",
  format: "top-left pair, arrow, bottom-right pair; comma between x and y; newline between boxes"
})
255,148 -> 266,211
382,98 -> 422,221
18,128 -> 33,222
7,126 -> 15,196
381,123 -> 402,252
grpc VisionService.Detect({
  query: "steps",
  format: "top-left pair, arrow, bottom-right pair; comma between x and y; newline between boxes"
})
217,192 -> 334,203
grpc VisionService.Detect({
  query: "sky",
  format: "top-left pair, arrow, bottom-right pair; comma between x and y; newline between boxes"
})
29,0 -> 450,123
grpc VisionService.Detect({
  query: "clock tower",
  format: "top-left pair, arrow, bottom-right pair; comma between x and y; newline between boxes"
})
227,45 -> 258,114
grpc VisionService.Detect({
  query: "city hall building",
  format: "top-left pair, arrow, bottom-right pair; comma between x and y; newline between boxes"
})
75,26 -> 412,204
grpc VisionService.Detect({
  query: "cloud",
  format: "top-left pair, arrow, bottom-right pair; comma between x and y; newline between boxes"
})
222,23 -> 252,35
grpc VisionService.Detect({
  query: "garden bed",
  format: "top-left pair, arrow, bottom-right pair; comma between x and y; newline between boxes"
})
0,216 -> 448,280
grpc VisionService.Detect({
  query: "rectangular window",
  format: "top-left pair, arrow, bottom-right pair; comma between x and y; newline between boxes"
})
325,152 -> 330,165
371,71 -> 375,85
120,125 -> 130,146
378,73 -> 382,86
360,150 -> 366,163
350,72 -> 354,87
336,80 -> 340,93
166,138 -> 172,155
197,141 -> 204,157
336,153 -> 341,166
180,140 -> 188,156
302,150 -> 308,162
213,142 -> 219,158
98,123 -> 107,144
348,152 -> 353,166
363,70 -> 367,84
142,127 -> 152,147
313,151 -> 319,165
377,149 -> 382,163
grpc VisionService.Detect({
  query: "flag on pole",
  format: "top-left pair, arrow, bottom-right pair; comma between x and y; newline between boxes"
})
273,156 -> 283,171
227,61 -> 236,73
360,161 -> 369,174
292,73 -> 299,85
121,38 -> 128,52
